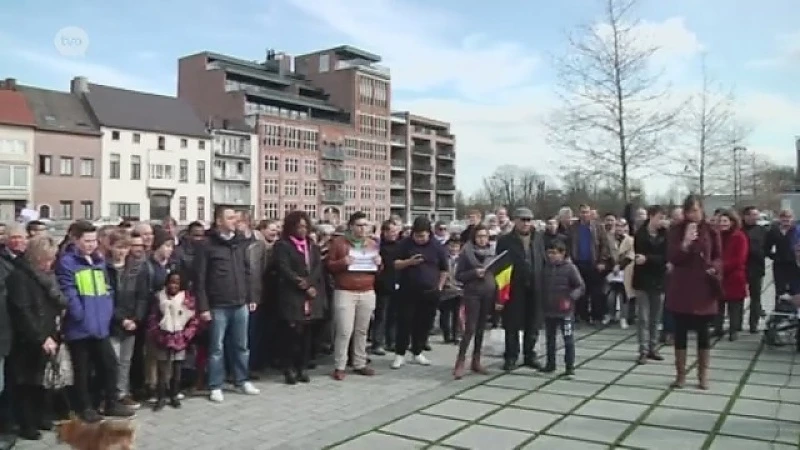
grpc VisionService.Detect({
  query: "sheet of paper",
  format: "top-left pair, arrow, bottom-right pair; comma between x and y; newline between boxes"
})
348,248 -> 379,272
484,250 -> 508,270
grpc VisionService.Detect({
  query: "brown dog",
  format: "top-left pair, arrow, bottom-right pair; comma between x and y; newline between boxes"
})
56,418 -> 136,450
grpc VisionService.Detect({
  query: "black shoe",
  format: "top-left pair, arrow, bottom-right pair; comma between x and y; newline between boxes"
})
385,343 -> 395,352
563,368 -> 575,378
524,358 -> 543,370
540,364 -> 556,373
371,346 -> 387,356
79,409 -> 103,423
38,419 -> 53,431
284,370 -> 297,385
729,332 -> 738,342
248,371 -> 262,380
17,428 -> 41,441
296,371 -> 310,383
424,344 -> 432,351
502,360 -> 516,372
0,434 -> 16,450
169,396 -> 182,408
152,397 -> 167,412
307,361 -> 318,370
104,401 -> 135,418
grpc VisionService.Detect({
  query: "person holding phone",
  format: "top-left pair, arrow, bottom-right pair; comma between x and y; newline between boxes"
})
391,217 -> 449,369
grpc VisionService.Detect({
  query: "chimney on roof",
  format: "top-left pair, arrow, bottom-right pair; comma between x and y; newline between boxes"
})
266,49 -> 275,61
274,52 -> 293,76
2,78 -> 17,90
70,76 -> 89,95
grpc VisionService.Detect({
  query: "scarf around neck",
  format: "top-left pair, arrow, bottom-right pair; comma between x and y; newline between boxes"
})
462,242 -> 496,268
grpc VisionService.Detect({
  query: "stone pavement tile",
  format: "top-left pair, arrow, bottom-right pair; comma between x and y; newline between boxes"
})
596,385 -> 664,404
621,424 -> 708,450
751,360 -> 795,374
643,407 -> 720,432
757,350 -> 798,363
539,380 -> 605,398
546,416 -> 627,444
731,397 -> 800,422
456,385 -> 526,405
685,379 -> 740,396
709,356 -> 758,370
521,435 -> 607,449
442,424 -> 533,450
511,365 -> 562,378
719,414 -> 800,444
421,398 -> 499,422
712,349 -> 757,360
708,435 -> 797,450
480,407 -> 562,432
697,367 -> 745,382
739,384 -> 800,403
574,398 -> 649,422
615,373 -> 673,389
627,361 -> 674,376
380,414 -> 465,442
567,368 -> 620,384
603,349 -> 638,360
513,392 -> 585,414
579,339 -> 622,349
332,432 -> 425,450
580,358 -> 635,372
487,374 -> 551,390
660,390 -> 729,412
747,371 -> 799,387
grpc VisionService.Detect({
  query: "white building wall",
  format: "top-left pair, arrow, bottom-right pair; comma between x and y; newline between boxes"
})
99,127 -> 211,222
210,130 -> 258,215
0,124 -> 35,221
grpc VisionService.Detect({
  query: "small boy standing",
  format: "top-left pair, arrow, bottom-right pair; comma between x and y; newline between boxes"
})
541,239 -> 585,377
439,234 -> 464,343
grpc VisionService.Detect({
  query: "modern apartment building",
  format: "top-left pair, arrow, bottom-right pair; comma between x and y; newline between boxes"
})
177,46 -> 392,223
71,77 -> 212,223
20,84 -> 102,221
210,121 -> 259,215
390,111 -> 456,222
0,78 -> 36,221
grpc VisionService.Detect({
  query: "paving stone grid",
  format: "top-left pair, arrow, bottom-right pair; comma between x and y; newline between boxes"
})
15,278 -> 800,450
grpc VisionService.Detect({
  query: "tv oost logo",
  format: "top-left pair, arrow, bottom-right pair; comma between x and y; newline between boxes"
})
54,26 -> 89,57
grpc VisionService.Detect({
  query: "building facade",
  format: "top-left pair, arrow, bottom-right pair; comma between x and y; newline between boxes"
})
0,79 -> 36,221
21,84 -> 103,221
390,111 -> 456,222
210,125 -> 259,215
72,77 -> 211,223
177,46 -> 392,223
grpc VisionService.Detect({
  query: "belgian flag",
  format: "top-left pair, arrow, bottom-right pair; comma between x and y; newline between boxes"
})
488,250 -> 513,304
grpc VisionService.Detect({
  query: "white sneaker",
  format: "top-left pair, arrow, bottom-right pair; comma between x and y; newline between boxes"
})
620,318 -> 629,330
391,355 -> 406,369
414,353 -> 431,366
209,389 -> 224,403
238,381 -> 260,395
601,315 -> 611,325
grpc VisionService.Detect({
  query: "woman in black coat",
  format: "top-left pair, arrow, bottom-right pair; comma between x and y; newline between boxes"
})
7,236 -> 67,441
274,210 -> 328,385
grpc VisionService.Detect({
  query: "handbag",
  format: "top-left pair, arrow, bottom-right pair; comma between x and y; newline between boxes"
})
43,342 -> 73,390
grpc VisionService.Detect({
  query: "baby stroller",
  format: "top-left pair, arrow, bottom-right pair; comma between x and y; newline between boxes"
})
763,294 -> 800,350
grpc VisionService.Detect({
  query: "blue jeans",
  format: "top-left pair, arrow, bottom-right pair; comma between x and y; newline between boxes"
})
208,305 -> 250,390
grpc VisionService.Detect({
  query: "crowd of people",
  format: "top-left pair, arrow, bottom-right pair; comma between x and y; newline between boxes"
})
0,196 -> 787,448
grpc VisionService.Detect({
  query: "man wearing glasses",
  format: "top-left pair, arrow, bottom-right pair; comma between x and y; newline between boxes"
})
433,221 -> 450,245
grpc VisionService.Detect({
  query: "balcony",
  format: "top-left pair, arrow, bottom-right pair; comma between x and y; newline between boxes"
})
412,145 -> 433,156
437,182 -> 456,191
391,159 -> 407,170
321,191 -> 345,204
437,166 -> 455,176
321,168 -> 345,182
436,130 -> 455,140
391,195 -> 406,205
213,171 -> 251,182
321,145 -> 345,160
411,197 -> 432,207
390,177 -> 406,188
437,199 -> 456,209
412,162 -> 434,173
391,135 -> 406,147
335,59 -> 391,78
412,180 -> 433,191
437,148 -> 455,159
213,188 -> 252,206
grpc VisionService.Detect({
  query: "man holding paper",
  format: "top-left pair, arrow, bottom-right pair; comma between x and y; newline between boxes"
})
326,212 -> 382,381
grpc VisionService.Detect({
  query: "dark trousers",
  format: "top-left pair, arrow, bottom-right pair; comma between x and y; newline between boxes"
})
673,313 -> 713,350
248,308 -> 267,371
458,292 -> 491,359
715,301 -> 744,335
128,327 -> 147,397
67,338 -> 118,413
384,291 -> 399,349
773,262 -> 796,297
0,361 -> 15,430
502,297 -> 539,362
545,316 -> 575,370
575,262 -> 605,321
748,273 -> 764,330
15,385 -> 45,432
395,290 -> 438,356
438,296 -> 461,342
282,321 -> 312,372
369,293 -> 390,348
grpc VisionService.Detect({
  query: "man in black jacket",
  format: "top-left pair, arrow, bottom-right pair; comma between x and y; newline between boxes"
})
764,209 -> 797,297
195,206 -> 260,403
0,250 -> 15,450
742,206 -> 767,332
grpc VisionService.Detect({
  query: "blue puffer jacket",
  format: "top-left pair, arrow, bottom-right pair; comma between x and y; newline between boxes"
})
56,247 -> 114,341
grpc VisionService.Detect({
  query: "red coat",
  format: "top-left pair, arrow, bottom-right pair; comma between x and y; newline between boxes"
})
721,229 -> 749,301
665,221 -> 722,316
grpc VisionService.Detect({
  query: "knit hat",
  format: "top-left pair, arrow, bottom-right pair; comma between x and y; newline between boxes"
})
151,226 -> 172,251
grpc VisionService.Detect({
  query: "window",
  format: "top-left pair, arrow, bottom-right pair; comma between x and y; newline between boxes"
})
360,186 -> 371,200
59,157 -> 73,176
304,159 -> 317,175
149,164 -> 173,179
0,139 -> 26,155
59,201 -> 73,220
38,204 -> 51,219
0,164 -> 28,189
180,138 -> 188,149
197,161 -> 206,183
110,202 -> 140,219
179,159 -> 188,182
344,165 -> 356,180
157,136 -> 166,150
109,153 -> 121,179
264,156 -> 279,172
132,133 -> 141,144
197,196 -> 206,220
80,158 -> 94,177
303,204 -> 317,218
263,179 -> 279,195
111,130 -> 120,141
344,205 -> 356,217
264,202 -> 278,219
360,167 -> 371,180
345,185 -> 356,200
198,140 -> 206,150
283,203 -> 298,215
130,155 -> 141,180
284,158 -> 299,173
283,180 -> 299,196
178,196 -> 187,221
38,155 -> 52,175
303,181 -> 317,197
81,201 -> 94,219
319,54 -> 330,72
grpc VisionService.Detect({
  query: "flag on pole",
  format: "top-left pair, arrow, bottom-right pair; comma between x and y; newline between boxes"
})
490,250 -> 514,304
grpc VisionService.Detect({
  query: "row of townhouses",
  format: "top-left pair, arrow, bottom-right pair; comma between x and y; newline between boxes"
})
0,45 -> 457,224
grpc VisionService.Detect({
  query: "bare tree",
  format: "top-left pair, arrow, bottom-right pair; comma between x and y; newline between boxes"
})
480,166 -> 546,211
547,0 -> 682,202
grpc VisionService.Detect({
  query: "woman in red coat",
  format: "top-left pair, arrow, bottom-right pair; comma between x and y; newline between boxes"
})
665,195 -> 722,390
715,209 -> 749,341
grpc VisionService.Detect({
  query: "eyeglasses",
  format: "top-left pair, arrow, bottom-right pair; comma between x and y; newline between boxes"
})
519,218 -> 532,222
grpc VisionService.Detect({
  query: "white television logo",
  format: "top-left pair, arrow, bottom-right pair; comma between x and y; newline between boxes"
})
54,26 -> 89,57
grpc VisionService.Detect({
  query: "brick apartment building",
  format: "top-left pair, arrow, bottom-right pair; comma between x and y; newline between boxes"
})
176,46 -> 396,224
